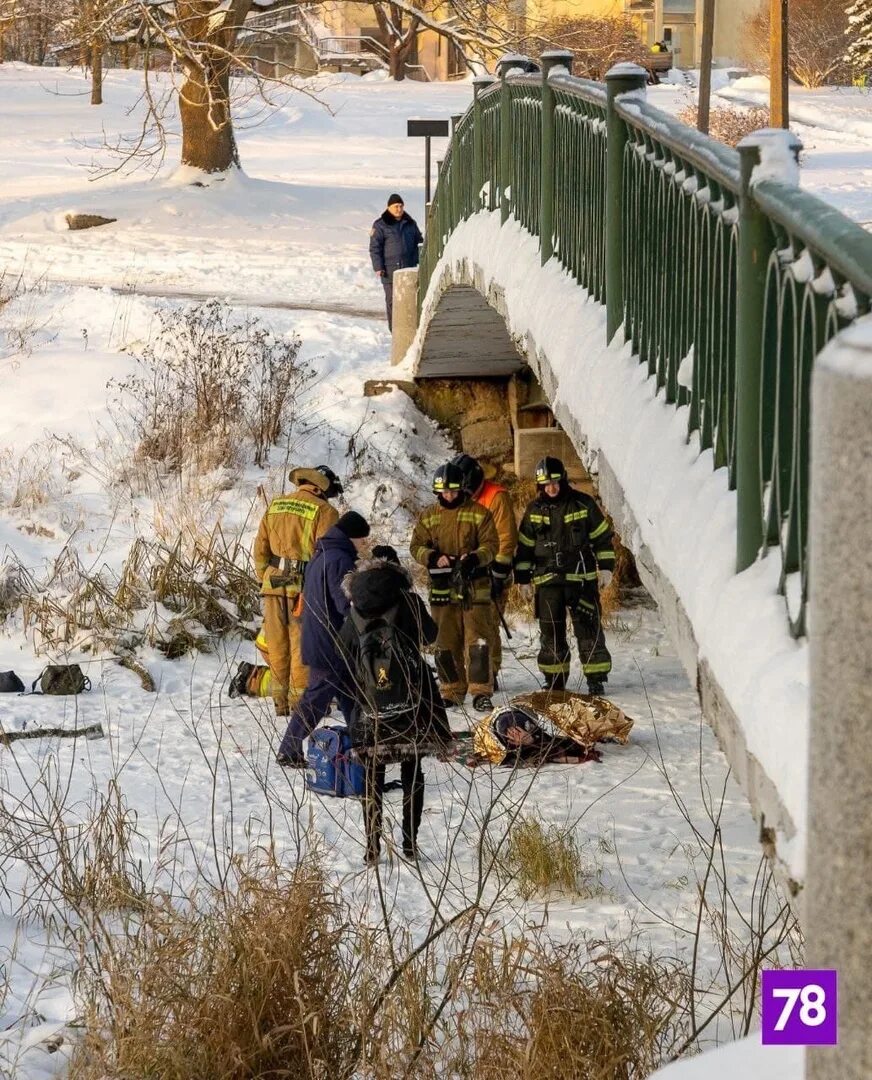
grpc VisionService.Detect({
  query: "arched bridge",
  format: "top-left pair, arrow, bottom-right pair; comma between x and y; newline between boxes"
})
395,53 -> 872,954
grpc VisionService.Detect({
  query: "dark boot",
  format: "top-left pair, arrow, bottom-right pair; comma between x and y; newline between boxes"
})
401,757 -> 424,858
472,693 -> 493,712
276,751 -> 306,768
542,674 -> 566,692
229,661 -> 254,699
586,678 -> 607,697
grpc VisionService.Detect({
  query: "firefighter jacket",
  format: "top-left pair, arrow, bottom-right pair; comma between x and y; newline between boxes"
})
475,481 -> 518,576
253,488 -> 339,597
410,498 -> 499,605
514,489 -> 615,589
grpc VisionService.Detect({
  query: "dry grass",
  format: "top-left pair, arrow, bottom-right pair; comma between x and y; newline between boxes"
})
453,935 -> 688,1080
19,526 -> 259,658
70,856 -> 359,1080
492,815 -> 603,900
110,298 -> 314,475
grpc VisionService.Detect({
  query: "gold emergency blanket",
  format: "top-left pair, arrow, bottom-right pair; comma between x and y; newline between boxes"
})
515,690 -> 634,747
473,690 -> 634,764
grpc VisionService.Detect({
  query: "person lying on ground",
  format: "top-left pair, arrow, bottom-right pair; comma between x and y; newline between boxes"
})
470,704 -> 601,768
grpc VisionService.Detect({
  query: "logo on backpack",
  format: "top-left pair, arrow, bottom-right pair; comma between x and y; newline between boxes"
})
350,605 -> 417,719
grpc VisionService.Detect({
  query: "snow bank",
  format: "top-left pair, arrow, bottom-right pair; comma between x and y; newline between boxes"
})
650,1035 -> 803,1080
410,213 -> 810,880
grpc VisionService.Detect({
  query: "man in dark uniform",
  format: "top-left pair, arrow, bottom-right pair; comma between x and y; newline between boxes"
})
369,193 -> 423,329
514,457 -> 616,695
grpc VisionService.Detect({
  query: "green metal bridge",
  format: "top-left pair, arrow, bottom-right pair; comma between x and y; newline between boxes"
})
418,53 -> 872,640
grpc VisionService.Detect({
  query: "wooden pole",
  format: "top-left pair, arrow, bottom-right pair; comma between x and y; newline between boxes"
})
697,0 -> 716,134
769,0 -> 789,128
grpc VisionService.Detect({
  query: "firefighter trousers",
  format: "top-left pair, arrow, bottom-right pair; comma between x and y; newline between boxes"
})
262,594 -> 309,715
535,583 -> 611,689
432,602 -> 493,702
487,591 -> 507,675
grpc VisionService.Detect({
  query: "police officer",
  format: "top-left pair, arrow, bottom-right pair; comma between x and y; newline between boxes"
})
514,457 -> 616,695
451,453 -> 517,688
410,462 -> 499,712
369,193 -> 423,329
252,465 -> 342,717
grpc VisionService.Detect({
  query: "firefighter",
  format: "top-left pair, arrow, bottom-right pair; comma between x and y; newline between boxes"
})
514,457 -> 616,695
451,453 -> 518,688
252,465 -> 342,717
410,462 -> 500,712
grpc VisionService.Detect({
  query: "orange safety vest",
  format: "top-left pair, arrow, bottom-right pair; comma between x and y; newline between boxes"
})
477,480 -> 506,509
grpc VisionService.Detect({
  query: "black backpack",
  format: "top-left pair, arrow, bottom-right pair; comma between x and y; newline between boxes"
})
349,605 -> 419,721
31,664 -> 91,695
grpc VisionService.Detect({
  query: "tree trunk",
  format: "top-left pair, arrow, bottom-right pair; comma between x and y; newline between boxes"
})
91,41 -> 103,105
389,44 -> 407,81
121,42 -> 130,69
179,59 -> 239,173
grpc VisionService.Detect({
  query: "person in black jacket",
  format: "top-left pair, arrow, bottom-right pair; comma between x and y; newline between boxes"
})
340,549 -> 451,865
369,194 -> 423,330
514,457 -> 616,695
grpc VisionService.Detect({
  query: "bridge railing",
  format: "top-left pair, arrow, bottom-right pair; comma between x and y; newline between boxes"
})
419,54 -> 872,638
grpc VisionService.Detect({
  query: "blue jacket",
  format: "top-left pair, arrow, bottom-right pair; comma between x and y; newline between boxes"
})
369,210 -> 423,281
301,527 -> 356,670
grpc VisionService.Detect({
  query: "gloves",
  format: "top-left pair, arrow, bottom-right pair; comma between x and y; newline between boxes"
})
598,570 -> 613,590
458,552 -> 480,580
427,550 -> 445,569
490,564 -> 511,598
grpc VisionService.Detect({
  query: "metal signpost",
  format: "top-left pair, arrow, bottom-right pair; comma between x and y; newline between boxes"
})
407,118 -> 450,205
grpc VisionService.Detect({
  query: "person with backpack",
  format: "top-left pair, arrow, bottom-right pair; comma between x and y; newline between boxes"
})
514,457 -> 616,695
276,510 -> 370,766
340,547 -> 451,864
253,465 -> 343,718
451,453 -> 518,688
410,462 -> 500,712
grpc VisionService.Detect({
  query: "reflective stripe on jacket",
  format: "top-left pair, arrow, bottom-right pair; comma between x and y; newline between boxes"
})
514,489 -> 615,588
409,499 -> 499,605
253,488 -> 339,597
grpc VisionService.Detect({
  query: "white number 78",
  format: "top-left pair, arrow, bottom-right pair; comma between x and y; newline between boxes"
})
772,985 -> 827,1030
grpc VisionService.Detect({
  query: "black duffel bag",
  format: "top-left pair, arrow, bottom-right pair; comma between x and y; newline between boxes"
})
0,670 -> 25,693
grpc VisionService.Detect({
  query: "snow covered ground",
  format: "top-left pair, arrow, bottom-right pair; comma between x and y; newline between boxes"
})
0,61 -> 863,1074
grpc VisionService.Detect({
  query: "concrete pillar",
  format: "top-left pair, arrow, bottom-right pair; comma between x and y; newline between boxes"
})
805,318 -> 872,1080
390,267 -> 419,366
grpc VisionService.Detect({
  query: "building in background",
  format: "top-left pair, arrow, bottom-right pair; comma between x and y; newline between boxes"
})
240,0 -> 763,83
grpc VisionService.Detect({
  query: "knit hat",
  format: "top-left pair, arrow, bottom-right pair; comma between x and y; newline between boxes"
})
387,193 -> 404,207
336,511 -> 370,539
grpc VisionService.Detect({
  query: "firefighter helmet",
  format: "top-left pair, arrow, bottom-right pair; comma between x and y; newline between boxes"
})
315,464 -> 343,499
534,457 -> 567,487
433,462 -> 464,495
450,453 -> 484,496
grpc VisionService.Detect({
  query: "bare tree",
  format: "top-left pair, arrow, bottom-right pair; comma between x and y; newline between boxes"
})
371,0 -> 421,81
52,0 -> 133,104
746,0 -> 853,88
0,0 -> 56,63
518,14 -> 649,80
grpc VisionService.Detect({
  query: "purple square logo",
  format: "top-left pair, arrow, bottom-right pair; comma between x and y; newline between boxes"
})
761,969 -> 837,1045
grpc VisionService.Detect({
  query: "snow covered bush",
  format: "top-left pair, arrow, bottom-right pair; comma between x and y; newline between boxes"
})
112,299 -> 314,475
677,105 -> 773,147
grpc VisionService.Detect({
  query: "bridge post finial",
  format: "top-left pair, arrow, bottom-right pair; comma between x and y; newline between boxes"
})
604,63 -> 647,344
539,51 -> 573,265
